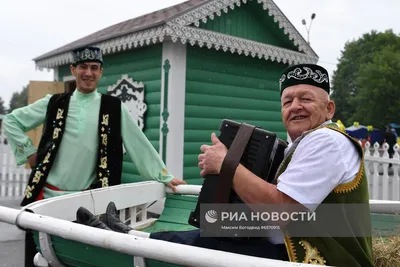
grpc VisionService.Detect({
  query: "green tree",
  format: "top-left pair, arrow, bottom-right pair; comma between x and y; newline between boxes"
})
0,96 -> 5,114
8,85 -> 28,113
349,46 -> 400,126
330,29 -> 400,125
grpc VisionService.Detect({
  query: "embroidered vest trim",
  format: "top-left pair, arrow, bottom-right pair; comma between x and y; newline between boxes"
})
276,124 -> 373,266
21,93 -> 122,206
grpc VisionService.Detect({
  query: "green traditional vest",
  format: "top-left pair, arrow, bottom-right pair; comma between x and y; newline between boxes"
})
276,124 -> 374,266
21,93 -> 123,206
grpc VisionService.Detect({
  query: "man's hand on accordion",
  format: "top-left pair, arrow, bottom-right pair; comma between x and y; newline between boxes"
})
198,132 -> 228,177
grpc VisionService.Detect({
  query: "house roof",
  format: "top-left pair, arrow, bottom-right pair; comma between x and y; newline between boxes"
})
34,0 -> 205,61
34,0 -> 318,69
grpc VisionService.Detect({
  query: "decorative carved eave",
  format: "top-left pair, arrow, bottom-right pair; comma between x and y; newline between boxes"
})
35,0 -> 318,70
166,25 -> 318,65
35,26 -> 167,70
169,0 -> 317,57
35,25 -> 317,70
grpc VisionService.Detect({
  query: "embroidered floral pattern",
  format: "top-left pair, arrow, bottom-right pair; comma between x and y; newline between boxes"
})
97,113 -> 110,188
53,128 -> 62,139
101,133 -> 108,146
299,240 -> 326,265
101,114 -> 109,126
24,185 -> 34,199
99,157 -> 107,169
56,108 -> 64,120
32,171 -> 44,184
100,177 -> 109,187
280,66 -> 329,86
24,108 -> 65,199
43,152 -> 51,164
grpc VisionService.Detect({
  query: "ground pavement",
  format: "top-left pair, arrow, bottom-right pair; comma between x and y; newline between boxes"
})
0,199 -> 24,267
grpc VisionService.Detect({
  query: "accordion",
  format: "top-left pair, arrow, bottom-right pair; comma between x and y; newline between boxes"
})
188,119 -> 287,228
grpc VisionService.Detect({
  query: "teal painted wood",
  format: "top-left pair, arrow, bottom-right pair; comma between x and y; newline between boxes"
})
184,45 -> 287,182
58,65 -> 70,79
197,0 -> 297,51
161,59 -> 171,163
58,45 -> 163,184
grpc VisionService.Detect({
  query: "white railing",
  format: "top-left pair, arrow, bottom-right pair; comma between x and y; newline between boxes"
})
364,141 -> 400,201
2,183 -> 399,267
0,127 -> 31,200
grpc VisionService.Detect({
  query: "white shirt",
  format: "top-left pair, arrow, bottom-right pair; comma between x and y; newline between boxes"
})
270,122 -> 361,244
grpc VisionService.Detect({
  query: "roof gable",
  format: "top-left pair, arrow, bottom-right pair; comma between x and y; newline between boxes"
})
34,0 -> 318,69
196,0 -> 298,51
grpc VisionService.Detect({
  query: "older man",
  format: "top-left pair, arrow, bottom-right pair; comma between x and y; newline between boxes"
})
199,63 -> 374,266
4,46 -> 185,267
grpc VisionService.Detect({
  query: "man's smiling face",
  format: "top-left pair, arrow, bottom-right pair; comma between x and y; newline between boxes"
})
70,62 -> 102,93
281,84 -> 335,141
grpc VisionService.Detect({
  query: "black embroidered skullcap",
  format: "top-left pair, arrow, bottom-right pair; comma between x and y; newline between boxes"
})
71,46 -> 103,66
279,64 -> 330,95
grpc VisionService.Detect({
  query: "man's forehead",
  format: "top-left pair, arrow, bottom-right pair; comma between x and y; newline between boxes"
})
77,62 -> 101,67
281,85 -> 318,98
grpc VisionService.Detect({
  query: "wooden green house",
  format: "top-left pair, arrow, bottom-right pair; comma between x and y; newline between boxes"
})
33,0 -> 318,186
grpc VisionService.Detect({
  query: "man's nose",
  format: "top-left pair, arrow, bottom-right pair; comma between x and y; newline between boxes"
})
290,98 -> 303,110
83,68 -> 93,76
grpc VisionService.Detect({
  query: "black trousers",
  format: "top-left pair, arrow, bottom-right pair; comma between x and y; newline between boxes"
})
150,229 -> 289,261
25,230 -> 37,267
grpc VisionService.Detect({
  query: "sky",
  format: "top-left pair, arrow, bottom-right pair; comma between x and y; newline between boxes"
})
0,0 -> 399,109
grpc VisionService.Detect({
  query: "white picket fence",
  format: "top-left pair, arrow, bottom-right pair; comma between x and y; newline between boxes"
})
364,141 -> 400,201
0,123 -> 400,202
0,127 -> 31,200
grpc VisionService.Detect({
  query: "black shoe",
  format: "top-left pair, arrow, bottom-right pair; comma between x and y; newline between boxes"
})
104,202 -> 133,234
76,207 -> 111,230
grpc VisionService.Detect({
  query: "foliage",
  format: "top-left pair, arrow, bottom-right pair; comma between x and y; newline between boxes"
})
330,29 -> 400,126
8,85 -> 28,113
0,96 -> 5,114
349,46 -> 400,126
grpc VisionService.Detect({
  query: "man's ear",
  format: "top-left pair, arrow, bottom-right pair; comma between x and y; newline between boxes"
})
70,65 -> 76,76
327,100 -> 336,120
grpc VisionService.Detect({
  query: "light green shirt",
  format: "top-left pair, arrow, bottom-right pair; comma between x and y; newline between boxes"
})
3,89 -> 174,198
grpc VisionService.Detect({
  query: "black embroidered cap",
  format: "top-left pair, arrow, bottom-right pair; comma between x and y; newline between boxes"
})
71,46 -> 103,66
279,64 -> 330,96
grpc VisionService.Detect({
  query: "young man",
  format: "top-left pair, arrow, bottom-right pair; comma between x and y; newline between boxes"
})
4,46 -> 185,266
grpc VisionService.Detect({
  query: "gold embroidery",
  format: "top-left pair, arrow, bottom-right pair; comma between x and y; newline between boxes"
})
284,236 -> 298,262
58,121 -> 63,126
324,125 -> 365,194
43,152 -> 51,164
299,240 -> 326,265
56,109 -> 64,120
24,185 -> 34,198
32,171 -> 44,184
101,114 -> 109,126
99,157 -> 107,169
53,128 -> 62,139
101,133 -> 108,146
99,173 -> 102,177
162,168 -> 168,176
100,177 -> 109,187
